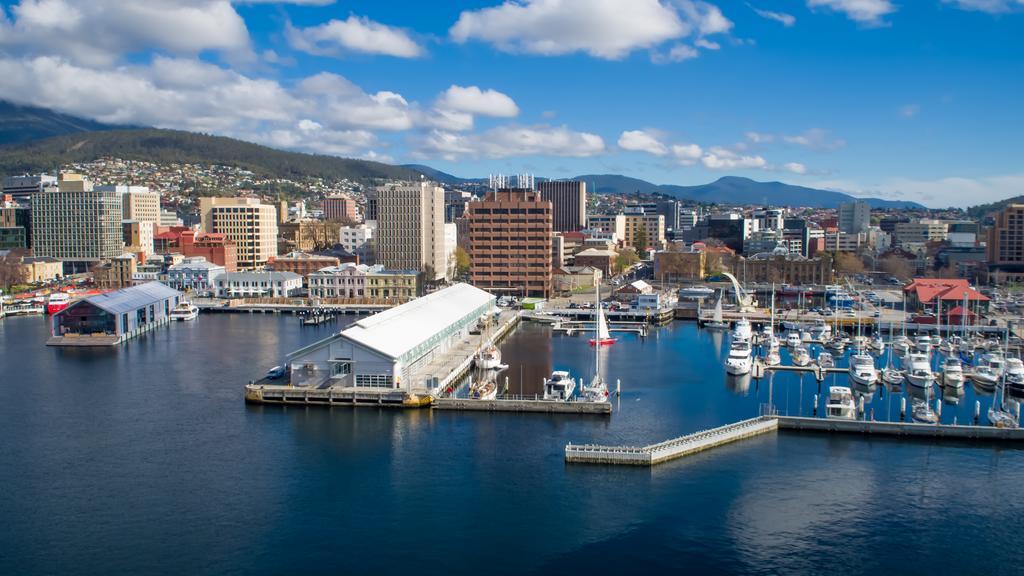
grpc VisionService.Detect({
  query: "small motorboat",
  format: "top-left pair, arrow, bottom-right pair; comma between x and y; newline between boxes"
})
725,340 -> 753,375
826,386 -> 857,420
911,400 -> 939,424
543,370 -> 577,401
170,300 -> 199,321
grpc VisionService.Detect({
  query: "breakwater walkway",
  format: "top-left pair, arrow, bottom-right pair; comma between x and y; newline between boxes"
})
565,417 -> 778,466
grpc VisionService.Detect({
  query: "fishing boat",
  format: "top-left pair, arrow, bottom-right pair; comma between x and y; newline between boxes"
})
589,286 -> 616,346
170,300 -> 199,321
46,292 -> 70,315
941,357 -> 965,391
543,370 -> 576,401
704,295 -> 730,330
911,400 -> 939,424
825,386 -> 857,420
725,339 -> 753,375
905,353 -> 936,390
817,351 -> 834,369
791,345 -> 811,367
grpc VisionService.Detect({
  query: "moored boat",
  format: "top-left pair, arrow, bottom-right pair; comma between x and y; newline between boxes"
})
46,292 -> 70,315
826,386 -> 857,420
170,301 -> 199,321
543,370 -> 576,401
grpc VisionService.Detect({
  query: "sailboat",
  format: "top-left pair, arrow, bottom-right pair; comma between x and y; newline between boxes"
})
881,305 -> 904,389
589,285 -> 617,346
582,290 -> 612,403
705,295 -> 730,330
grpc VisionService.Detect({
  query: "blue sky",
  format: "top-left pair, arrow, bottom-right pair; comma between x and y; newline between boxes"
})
0,0 -> 1022,207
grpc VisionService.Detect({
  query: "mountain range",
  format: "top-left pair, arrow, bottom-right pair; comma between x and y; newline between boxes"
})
0,100 -> 924,208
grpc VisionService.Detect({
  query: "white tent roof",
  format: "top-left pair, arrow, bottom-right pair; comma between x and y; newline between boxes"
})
340,283 -> 494,360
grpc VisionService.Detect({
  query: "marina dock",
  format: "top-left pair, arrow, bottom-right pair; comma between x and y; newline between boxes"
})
434,396 -> 611,414
565,417 -> 778,466
776,416 -> 1024,441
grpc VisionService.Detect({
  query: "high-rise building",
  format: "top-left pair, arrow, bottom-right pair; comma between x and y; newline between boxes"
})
375,181 -> 446,280
323,195 -> 358,222
2,174 -> 57,201
467,188 -> 552,298
838,201 -> 870,234
894,219 -> 948,246
122,220 -> 154,256
31,173 -> 124,273
97,185 -> 160,229
0,195 -> 31,248
199,197 -> 279,270
339,223 -> 375,263
364,189 -> 378,222
538,180 -> 586,232
988,204 -> 1024,282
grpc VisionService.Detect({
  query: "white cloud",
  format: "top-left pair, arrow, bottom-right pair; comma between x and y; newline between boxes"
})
701,146 -> 768,169
782,162 -> 808,174
899,103 -> 920,118
782,128 -> 846,150
811,174 -> 1024,208
285,15 -> 423,58
618,129 -> 669,156
695,38 -> 721,50
0,0 -> 252,67
745,131 -> 775,144
435,85 -> 519,118
235,0 -> 334,4
450,0 -> 732,60
662,44 -> 700,62
806,0 -> 896,26
671,143 -> 704,165
415,125 -> 605,160
751,6 -> 796,26
941,0 -> 1024,13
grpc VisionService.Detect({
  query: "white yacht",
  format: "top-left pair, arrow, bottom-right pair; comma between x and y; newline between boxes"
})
892,335 -> 911,357
170,301 -> 199,321
581,293 -> 612,404
785,331 -> 802,348
827,337 -> 846,353
882,367 -> 904,388
848,352 -> 878,386
971,364 -> 1000,391
941,357 -> 965,391
543,371 -> 576,401
905,353 -> 936,389
1004,357 -> 1024,383
915,335 -> 933,353
809,319 -> 832,342
725,340 -> 753,376
765,346 -> 781,367
732,318 -> 752,342
791,345 -> 811,367
911,400 -> 939,424
869,335 -> 885,353
679,285 -> 716,300
817,351 -> 834,369
826,386 -> 857,420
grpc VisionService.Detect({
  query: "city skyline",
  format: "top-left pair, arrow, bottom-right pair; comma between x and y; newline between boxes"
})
0,1 -> 1022,207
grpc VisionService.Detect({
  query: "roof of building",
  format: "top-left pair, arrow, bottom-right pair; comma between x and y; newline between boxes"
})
903,278 -> 989,302
340,283 -> 494,360
617,280 -> 653,293
169,258 -> 224,270
71,282 -> 179,315
576,248 -> 617,257
273,251 -> 340,261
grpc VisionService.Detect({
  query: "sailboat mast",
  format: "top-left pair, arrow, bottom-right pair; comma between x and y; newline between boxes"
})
595,283 -> 600,378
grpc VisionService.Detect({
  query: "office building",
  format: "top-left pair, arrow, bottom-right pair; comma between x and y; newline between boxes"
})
199,197 -> 278,270
375,181 -> 446,280
467,188 -> 553,298
364,189 -> 378,222
838,201 -> 870,234
894,219 -> 948,246
98,185 -> 160,228
307,263 -> 417,301
323,195 -> 358,222
3,174 -> 56,201
587,214 -> 626,243
0,196 -> 31,248
122,220 -> 154,256
31,173 -> 124,273
538,180 -> 586,232
338,223 -> 375,263
988,204 -> 1024,282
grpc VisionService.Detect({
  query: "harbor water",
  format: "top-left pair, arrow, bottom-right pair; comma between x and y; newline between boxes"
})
2,314 -> 1023,575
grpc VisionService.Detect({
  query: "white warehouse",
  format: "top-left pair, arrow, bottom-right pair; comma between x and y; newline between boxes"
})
286,283 -> 495,392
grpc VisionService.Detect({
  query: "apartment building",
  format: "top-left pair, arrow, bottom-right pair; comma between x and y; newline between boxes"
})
31,173 -> 124,273
199,197 -> 278,270
467,188 -> 553,298
538,180 -> 586,232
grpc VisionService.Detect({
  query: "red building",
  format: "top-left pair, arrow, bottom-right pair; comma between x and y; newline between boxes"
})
154,227 -> 239,271
323,195 -> 358,222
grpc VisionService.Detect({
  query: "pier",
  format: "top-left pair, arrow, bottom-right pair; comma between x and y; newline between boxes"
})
434,395 -> 612,414
776,416 -> 1024,441
551,320 -> 648,337
565,417 -> 778,466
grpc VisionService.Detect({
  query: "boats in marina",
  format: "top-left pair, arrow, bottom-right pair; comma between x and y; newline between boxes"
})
765,345 -> 781,367
869,334 -> 885,353
851,335 -> 868,351
827,336 -> 846,353
971,357 -> 1001,390
581,302 -> 611,404
911,400 -> 939,424
941,357 -> 965,391
848,351 -> 878,386
170,301 -> 199,321
704,296 -> 730,331
826,386 -> 857,420
988,405 -> 1019,428
474,345 -> 507,370
785,331 -> 802,348
801,330 -> 813,343
469,376 -> 497,400
1006,358 -> 1024,399
46,292 -> 70,315
809,319 -> 832,342
725,339 -> 753,375
915,335 -> 932,353
905,353 -> 936,390
588,286 -> 617,346
892,336 -> 911,357
791,345 -> 811,367
679,285 -> 716,299
817,351 -> 834,369
543,370 -> 576,401
732,317 -> 752,342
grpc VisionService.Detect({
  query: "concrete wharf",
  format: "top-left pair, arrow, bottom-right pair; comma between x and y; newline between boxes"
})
551,320 -> 648,337
776,416 -> 1024,441
542,307 -> 674,324
434,395 -> 612,414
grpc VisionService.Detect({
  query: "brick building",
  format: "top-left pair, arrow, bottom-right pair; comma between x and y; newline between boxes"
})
467,188 -> 552,298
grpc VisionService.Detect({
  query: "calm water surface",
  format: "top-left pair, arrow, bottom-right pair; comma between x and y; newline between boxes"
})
1,314 -> 1022,575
